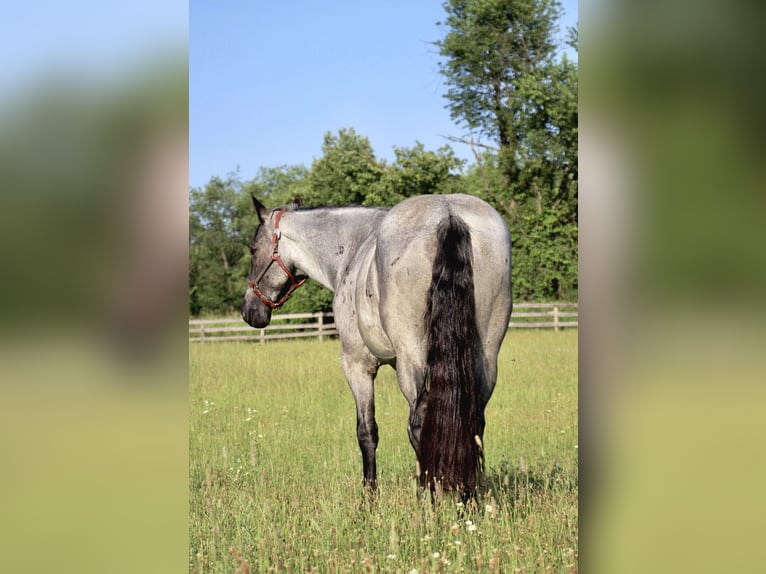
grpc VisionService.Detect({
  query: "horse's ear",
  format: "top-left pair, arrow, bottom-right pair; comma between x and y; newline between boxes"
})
251,195 -> 270,222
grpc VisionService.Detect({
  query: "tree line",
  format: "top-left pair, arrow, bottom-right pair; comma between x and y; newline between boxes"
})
190,0 -> 577,316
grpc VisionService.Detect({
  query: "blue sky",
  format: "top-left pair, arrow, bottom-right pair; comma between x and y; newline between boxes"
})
190,1 -> 577,189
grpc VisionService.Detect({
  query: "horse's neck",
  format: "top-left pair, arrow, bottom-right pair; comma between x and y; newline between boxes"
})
282,208 -> 387,292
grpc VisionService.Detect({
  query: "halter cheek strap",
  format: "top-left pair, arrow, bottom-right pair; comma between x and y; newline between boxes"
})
247,209 -> 307,309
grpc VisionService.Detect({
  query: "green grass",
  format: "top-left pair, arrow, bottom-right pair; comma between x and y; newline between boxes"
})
190,330 -> 577,573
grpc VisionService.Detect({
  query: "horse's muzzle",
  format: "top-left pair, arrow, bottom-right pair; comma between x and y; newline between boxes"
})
241,297 -> 271,329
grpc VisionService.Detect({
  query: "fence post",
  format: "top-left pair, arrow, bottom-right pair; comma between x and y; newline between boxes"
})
200,321 -> 206,342
553,305 -> 559,332
259,328 -> 265,344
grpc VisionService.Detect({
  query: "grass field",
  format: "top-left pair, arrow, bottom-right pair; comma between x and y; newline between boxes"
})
189,330 -> 577,573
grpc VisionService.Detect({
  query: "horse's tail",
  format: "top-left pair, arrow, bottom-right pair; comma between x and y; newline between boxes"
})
417,213 -> 483,499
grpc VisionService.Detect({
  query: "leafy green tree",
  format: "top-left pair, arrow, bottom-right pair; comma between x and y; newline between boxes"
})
243,165 -> 310,208
364,142 -> 466,206
436,0 -> 562,152
436,0 -> 578,300
189,175 -> 250,315
511,207 -> 578,300
305,128 -> 384,206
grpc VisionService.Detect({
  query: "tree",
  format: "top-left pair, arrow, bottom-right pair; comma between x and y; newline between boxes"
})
364,142 -> 466,206
436,0 -> 562,153
189,175 -> 250,315
305,128 -> 384,206
308,130 -> 466,207
243,164 -> 310,208
436,0 -> 578,300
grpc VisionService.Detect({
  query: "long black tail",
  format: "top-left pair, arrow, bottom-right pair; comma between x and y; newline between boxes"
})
417,213 -> 483,499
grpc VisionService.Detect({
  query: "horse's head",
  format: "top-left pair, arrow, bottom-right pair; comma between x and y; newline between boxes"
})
241,196 -> 306,328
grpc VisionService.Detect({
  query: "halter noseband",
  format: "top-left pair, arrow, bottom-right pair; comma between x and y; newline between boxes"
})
247,209 -> 307,309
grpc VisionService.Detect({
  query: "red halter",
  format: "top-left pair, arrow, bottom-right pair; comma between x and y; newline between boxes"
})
247,209 -> 307,309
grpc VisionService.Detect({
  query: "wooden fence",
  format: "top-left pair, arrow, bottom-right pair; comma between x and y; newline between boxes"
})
189,303 -> 577,343
509,302 -> 578,330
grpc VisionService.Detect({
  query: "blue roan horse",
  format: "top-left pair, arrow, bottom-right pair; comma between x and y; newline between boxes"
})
241,194 -> 512,498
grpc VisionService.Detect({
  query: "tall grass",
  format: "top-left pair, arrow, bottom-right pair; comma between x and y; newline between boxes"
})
190,330 -> 577,573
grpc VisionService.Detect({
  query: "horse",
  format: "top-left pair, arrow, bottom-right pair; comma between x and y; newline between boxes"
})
241,194 -> 512,499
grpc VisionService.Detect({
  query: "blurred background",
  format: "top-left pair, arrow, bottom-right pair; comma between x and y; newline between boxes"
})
0,2 -> 188,573
580,0 -> 766,571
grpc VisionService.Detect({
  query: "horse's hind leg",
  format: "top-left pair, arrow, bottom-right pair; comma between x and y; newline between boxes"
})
393,359 -> 427,453
341,351 -> 381,491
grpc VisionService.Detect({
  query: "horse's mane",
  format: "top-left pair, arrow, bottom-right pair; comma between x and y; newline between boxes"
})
277,198 -> 390,214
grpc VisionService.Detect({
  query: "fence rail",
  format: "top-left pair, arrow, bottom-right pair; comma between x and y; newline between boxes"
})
508,302 -> 579,331
189,303 -> 577,343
